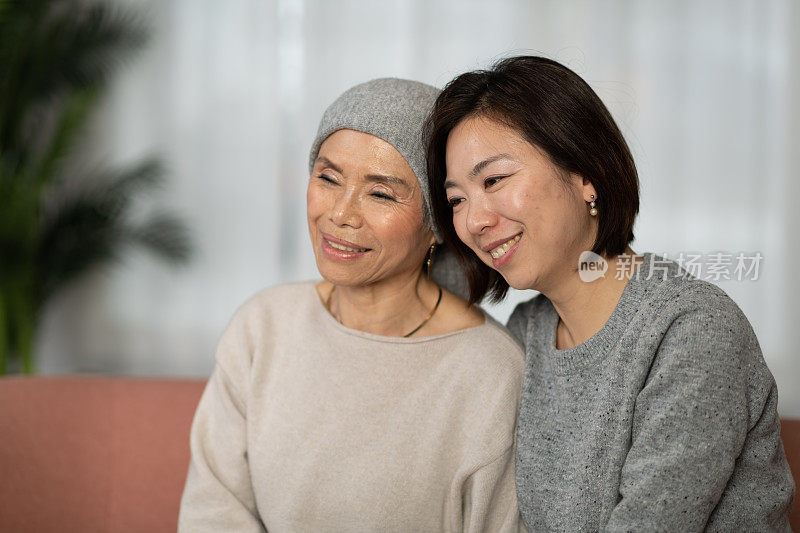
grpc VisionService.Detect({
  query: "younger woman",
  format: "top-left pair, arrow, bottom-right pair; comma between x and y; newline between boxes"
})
425,56 -> 794,531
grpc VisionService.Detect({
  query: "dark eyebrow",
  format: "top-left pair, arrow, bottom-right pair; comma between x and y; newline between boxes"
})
469,153 -> 515,177
314,156 -> 343,174
444,153 -> 515,189
315,156 -> 411,190
365,174 -> 411,191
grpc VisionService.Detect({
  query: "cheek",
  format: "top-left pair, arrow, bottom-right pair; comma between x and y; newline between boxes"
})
306,183 -> 327,221
374,208 -> 423,245
539,198 -> 585,245
366,206 -> 430,265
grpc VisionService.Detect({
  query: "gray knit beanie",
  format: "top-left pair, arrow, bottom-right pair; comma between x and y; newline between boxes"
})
308,78 -> 469,299
308,78 -> 442,242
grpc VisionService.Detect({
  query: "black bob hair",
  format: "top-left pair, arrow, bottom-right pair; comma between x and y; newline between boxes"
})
424,55 -> 639,304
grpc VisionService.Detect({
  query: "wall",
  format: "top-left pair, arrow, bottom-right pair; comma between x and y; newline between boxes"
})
36,0 -> 800,415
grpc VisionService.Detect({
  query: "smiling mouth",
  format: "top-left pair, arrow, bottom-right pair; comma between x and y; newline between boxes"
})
490,234 -> 521,259
321,233 -> 372,254
325,239 -> 369,253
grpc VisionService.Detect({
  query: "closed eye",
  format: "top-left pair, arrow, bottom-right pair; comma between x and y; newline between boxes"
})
317,173 -> 338,184
371,191 -> 396,201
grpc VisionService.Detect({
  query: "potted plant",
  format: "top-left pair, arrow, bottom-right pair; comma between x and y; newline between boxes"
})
0,0 -> 192,373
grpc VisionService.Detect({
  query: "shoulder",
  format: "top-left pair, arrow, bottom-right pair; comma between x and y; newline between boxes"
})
624,257 -> 781,429
240,281 -> 319,310
634,254 -> 743,316
447,314 -> 526,388
641,270 -> 754,342
506,293 -> 551,344
214,281 -> 319,361
227,281 -> 319,326
634,267 -> 773,403
441,316 -> 525,458
482,314 -> 526,362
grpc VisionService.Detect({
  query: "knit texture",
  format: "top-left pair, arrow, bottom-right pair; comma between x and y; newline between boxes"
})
308,78 -> 441,241
179,282 -> 527,532
509,253 -> 794,532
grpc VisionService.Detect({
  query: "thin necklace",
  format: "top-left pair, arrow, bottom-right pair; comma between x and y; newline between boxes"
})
325,285 -> 443,338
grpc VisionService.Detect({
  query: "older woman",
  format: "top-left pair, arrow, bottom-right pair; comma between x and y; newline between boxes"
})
178,78 -> 525,532
425,56 -> 794,531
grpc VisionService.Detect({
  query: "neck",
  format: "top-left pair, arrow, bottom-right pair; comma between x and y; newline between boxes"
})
327,270 -> 440,337
544,248 -> 640,350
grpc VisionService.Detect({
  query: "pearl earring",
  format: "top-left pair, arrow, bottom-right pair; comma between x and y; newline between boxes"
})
589,195 -> 598,216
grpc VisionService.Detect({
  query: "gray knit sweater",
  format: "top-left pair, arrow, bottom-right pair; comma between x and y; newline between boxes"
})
508,253 -> 794,532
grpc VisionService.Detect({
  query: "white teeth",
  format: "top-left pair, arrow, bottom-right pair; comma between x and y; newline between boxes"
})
327,239 -> 365,253
490,234 -> 520,259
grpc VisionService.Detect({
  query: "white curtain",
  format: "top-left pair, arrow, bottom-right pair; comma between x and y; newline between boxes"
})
38,0 -> 800,415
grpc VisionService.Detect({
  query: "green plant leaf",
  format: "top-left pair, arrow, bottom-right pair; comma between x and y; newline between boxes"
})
0,0 -> 147,153
130,212 -> 193,265
35,186 -> 123,303
35,158 -> 191,304
33,87 -> 100,189
103,158 -> 164,199
0,0 -> 193,373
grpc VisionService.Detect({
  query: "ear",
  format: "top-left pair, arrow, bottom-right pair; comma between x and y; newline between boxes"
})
580,175 -> 597,203
425,228 -> 436,248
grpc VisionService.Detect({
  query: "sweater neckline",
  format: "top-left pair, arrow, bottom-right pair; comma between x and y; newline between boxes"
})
538,253 -> 653,374
308,282 -> 491,345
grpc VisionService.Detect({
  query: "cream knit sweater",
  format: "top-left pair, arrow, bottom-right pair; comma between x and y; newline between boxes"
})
179,282 -> 526,532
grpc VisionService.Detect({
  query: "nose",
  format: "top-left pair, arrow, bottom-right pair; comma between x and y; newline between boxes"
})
330,190 -> 363,228
465,199 -> 497,235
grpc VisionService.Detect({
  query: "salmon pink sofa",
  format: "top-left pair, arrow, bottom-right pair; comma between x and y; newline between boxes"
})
0,377 -> 205,532
0,376 -> 797,531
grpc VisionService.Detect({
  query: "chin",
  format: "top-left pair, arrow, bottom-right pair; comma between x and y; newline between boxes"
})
503,277 -> 533,291
316,260 -> 369,288
314,259 -> 346,285
498,267 -> 540,292
319,271 -> 360,288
